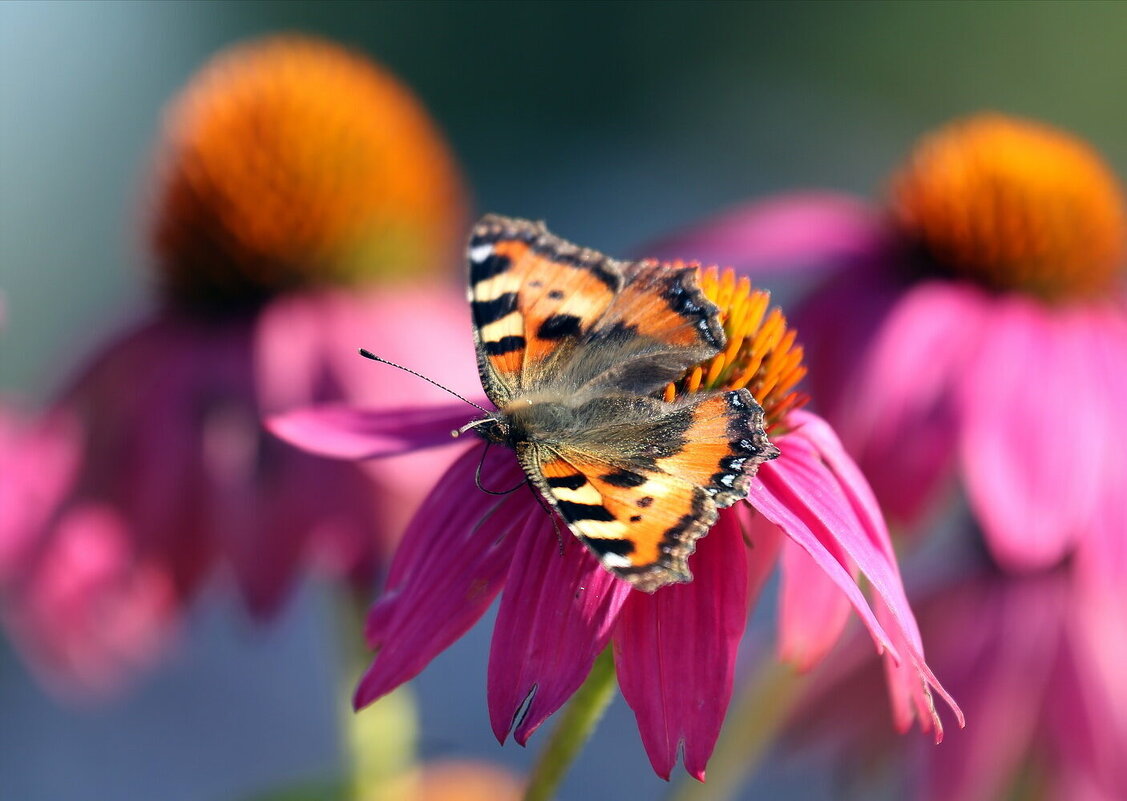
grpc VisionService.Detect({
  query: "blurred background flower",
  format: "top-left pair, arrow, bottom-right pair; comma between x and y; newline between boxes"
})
2,2 -> 1126,800
655,114 -> 1126,800
0,32 -> 473,697
150,35 -> 466,304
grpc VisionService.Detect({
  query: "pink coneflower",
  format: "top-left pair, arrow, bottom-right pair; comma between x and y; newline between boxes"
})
655,114 -> 1127,578
792,555 -> 1126,801
0,35 -> 473,693
654,113 -> 1127,799
272,250 -> 960,781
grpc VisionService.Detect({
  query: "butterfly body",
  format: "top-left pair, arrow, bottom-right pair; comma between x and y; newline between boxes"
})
467,215 -> 778,591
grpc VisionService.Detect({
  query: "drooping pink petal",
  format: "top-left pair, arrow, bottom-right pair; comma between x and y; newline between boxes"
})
832,280 -> 988,527
221,430 -> 384,618
1053,582 -> 1127,801
267,402 -> 476,459
752,413 -> 962,736
747,450 -> 898,662
613,508 -> 750,781
875,596 -> 948,739
646,192 -> 888,276
737,503 -> 783,604
354,444 -> 529,709
1063,304 -> 1127,591
487,520 -> 632,745
918,573 -> 1064,801
958,296 -> 1099,571
779,537 -> 855,672
785,410 -> 894,564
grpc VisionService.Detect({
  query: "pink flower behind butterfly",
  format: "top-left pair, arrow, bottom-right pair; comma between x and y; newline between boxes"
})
788,555 -> 1127,801
272,258 -> 960,781
0,35 -> 474,694
652,113 -> 1127,799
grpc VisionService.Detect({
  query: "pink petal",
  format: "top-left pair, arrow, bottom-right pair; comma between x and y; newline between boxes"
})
1,503 -> 176,698
1061,305 -> 1127,590
267,402 -> 477,460
747,450 -> 898,662
958,297 -> 1099,571
1055,582 -> 1127,799
830,280 -> 988,526
254,286 -> 480,414
613,508 -> 750,781
779,537 -> 855,672
645,192 -> 887,275
917,573 -> 1063,801
0,409 -> 81,581
223,435 -> 383,618
738,503 -> 783,603
752,415 -> 962,736
487,521 -> 631,745
786,410 -> 892,562
354,445 -> 529,709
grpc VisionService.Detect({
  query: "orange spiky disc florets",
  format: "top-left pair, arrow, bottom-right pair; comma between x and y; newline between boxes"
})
150,35 -> 468,307
891,113 -> 1127,302
667,265 -> 808,430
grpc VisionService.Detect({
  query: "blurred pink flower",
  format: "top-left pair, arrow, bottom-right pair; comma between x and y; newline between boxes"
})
0,35 -> 474,695
1,409 -> 173,698
653,115 -> 1127,580
0,288 -> 478,693
793,560 -> 1127,801
653,113 -> 1127,798
271,263 -> 959,781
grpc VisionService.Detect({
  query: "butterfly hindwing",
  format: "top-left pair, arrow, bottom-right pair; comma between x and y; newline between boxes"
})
654,388 -> 779,507
518,389 -> 777,591
524,447 -> 715,592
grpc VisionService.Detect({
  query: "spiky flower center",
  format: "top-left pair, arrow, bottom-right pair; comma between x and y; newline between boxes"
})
890,113 -> 1127,302
150,35 -> 467,308
666,265 -> 808,430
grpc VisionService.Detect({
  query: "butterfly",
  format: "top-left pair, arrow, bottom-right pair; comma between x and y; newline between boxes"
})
466,214 -> 778,592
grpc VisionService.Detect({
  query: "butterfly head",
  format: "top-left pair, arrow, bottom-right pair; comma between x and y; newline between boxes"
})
467,414 -> 511,445
480,396 -> 572,450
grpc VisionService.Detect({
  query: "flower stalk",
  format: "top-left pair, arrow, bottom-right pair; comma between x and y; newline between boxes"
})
523,647 -> 618,801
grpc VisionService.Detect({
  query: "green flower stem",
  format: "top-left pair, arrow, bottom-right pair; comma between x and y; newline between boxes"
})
335,589 -> 419,801
523,647 -> 618,801
668,658 -> 801,801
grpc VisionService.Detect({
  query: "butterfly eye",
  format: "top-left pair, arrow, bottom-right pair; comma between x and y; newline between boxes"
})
479,418 -> 509,443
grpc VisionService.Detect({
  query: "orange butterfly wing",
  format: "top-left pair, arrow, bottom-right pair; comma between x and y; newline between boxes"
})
522,390 -> 776,591
465,215 -> 778,591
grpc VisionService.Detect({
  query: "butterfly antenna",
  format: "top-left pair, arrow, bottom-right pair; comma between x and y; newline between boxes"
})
474,441 -> 527,496
358,349 -> 489,414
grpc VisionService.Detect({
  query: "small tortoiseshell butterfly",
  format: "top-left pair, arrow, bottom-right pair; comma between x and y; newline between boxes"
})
465,215 -> 779,592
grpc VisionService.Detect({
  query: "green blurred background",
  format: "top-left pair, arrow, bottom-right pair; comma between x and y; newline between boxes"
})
2,2 -> 1125,800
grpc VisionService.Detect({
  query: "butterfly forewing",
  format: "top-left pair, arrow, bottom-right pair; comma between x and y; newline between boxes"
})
468,215 -> 624,406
